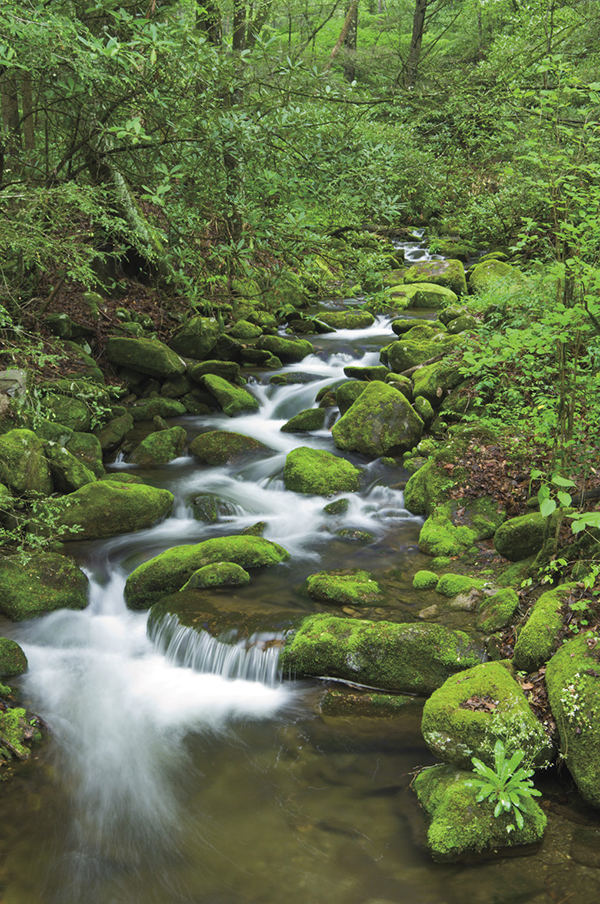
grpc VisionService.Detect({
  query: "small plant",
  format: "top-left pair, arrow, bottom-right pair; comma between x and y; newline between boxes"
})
470,740 -> 541,831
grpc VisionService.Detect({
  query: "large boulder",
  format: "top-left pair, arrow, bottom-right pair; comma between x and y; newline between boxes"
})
546,630 -> 600,809
256,335 -> 314,363
283,447 -> 361,495
494,512 -> 547,561
0,429 -> 52,496
128,426 -> 187,466
513,584 -> 576,673
316,310 -> 375,329
41,393 -> 91,431
0,637 -> 28,676
382,333 -> 460,373
189,431 -> 269,465
94,413 -> 134,451
0,552 -> 89,619
332,381 -> 423,457
66,432 -> 105,478
280,614 -> 483,694
106,337 -> 186,378
305,570 -> 382,606
129,398 -> 186,422
384,282 -> 458,310
56,480 -> 174,540
124,535 -> 290,609
413,765 -> 546,863
200,375 -> 259,416
188,360 -> 242,384
421,660 -> 554,770
336,381 -> 368,415
44,442 -> 97,492
280,408 -> 327,433
469,260 -> 522,294
181,562 -> 251,590
404,260 -> 467,296
412,360 -> 463,406
169,316 -> 222,360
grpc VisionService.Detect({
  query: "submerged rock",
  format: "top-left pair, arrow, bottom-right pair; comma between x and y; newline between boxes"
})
332,381 -> 423,457
189,431 -> 269,465
56,480 -> 174,540
283,447 -> 361,495
280,614 -> 483,694
124,536 -> 290,609
0,552 -> 89,620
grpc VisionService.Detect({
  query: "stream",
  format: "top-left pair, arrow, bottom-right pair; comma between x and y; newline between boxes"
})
1,242 -> 600,903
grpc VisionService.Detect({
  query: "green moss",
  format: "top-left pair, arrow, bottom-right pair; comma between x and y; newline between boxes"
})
129,398 -> 186,422
66,432 -> 105,478
0,552 -> 89,620
168,316 -> 222,361
0,638 -> 28,676
419,505 -> 477,557
546,630 -> 600,808
404,260 -> 468,296
477,588 -> 519,633
107,336 -> 187,377
413,396 -> 434,425
181,562 -> 251,590
57,480 -> 174,540
0,429 -> 52,496
44,442 -> 97,492
0,707 -> 31,761
129,426 -> 187,466
413,570 -> 439,590
283,447 -> 361,495
513,583 -> 577,673
200,375 -> 259,417
383,333 -> 460,373
230,320 -> 263,340
281,614 -> 482,694
343,365 -> 389,381
436,573 -> 487,597
469,260 -> 523,294
306,570 -> 382,606
322,498 -> 350,515
256,335 -> 314,363
189,431 -> 267,465
413,361 -> 463,407
317,310 -> 375,329
494,512 -> 547,561
319,688 -> 423,718
331,381 -> 423,457
124,536 -> 290,609
281,408 -> 327,433
421,660 -> 554,769
188,360 -> 242,383
413,765 -> 546,862
336,381 -> 367,415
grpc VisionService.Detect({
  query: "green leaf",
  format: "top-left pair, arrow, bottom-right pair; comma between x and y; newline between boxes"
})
540,498 -> 557,518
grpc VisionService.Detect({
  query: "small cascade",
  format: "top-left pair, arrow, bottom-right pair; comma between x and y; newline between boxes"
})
150,612 -> 284,687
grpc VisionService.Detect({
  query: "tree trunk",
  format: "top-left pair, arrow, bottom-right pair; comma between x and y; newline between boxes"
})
1,73 -> 22,158
21,74 -> 35,150
196,0 -> 222,46
322,0 -> 359,73
343,0 -> 358,82
405,0 -> 427,88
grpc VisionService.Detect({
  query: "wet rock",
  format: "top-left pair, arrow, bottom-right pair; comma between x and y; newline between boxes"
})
188,494 -> 237,523
256,335 -> 314,363
0,429 -> 52,496
494,512 -> 547,561
281,614 -> 483,694
323,498 -> 350,516
56,480 -> 174,540
124,535 -> 290,609
107,337 -> 186,378
181,562 -> 251,590
418,605 -> 439,619
0,638 -> 28,676
306,570 -> 382,606
269,372 -> 322,385
332,381 -> 423,457
316,310 -> 375,329
128,426 -> 187,466
189,430 -> 268,465
421,660 -> 553,770
0,552 -> 89,619
336,529 -> 373,542
94,413 -> 134,451
280,408 -> 326,433
404,259 -> 467,296
570,827 -> 600,868
200,375 -> 259,416
169,316 -> 222,360
283,447 -> 361,495
44,441 -> 97,492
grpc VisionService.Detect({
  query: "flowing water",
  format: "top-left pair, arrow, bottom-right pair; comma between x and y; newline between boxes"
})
1,300 -> 600,904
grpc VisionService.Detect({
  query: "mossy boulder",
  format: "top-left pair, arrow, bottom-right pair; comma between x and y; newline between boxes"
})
181,562 -> 251,590
124,535 -> 290,609
316,310 -> 375,329
413,396 -> 434,425
332,381 -> 423,457
281,615 -> 482,694
419,504 -> 477,557
200,375 -> 259,416
0,429 -> 52,496
0,638 -> 28,676
436,573 -> 488,598
413,764 -> 546,863
107,337 -> 186,378
546,630 -> 600,808
280,408 -> 326,433
494,512 -> 547,561
385,372 -> 413,398
422,660 -> 554,769
34,419 -> 73,445
0,705 -> 42,764
189,431 -> 268,465
305,570 -> 382,606
94,413 -> 134,451
129,398 -> 186,422
128,426 -> 187,466
169,316 -> 222,360
413,570 -> 439,590
256,335 -> 314,363
336,381 -> 367,415
56,480 -> 174,540
404,260 -> 467,296
161,374 -> 192,398
188,360 -> 242,384
469,260 -> 522,294
66,432 -> 105,478
383,333 -> 460,374
447,314 -> 478,335
343,365 -> 389,381
513,584 -> 576,673
412,360 -> 463,406
41,393 -> 92,431
283,447 -> 361,495
230,320 -> 263,340
0,552 -> 89,619
477,588 -> 520,633
44,441 -> 97,492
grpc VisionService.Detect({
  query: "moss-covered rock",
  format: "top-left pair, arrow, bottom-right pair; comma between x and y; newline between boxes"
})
41,393 -> 92,431
316,310 -> 375,329
181,562 -> 251,590
305,570 -> 382,606
412,360 -> 463,406
35,419 -> 73,444
124,535 -> 290,609
513,584 -> 576,673
107,337 -> 186,378
546,630 -> 600,808
413,764 -> 546,862
322,498 -> 350,515
0,638 -> 28,676
383,333 -> 460,374
281,614 -> 482,693
189,431 -> 268,465
128,426 -> 187,466
477,588 -> 520,633
336,381 -> 367,415
447,313 -> 478,335
413,570 -> 439,590
0,552 -> 89,619
129,398 -> 186,422
169,316 -> 222,360
256,335 -> 314,363
422,660 -> 554,769
404,260 -> 467,296
436,573 -> 487,598
160,374 -> 192,399
66,432 -> 105,478
283,447 -> 361,495
200,375 -> 259,416
494,512 -> 547,561
44,441 -> 97,492
385,372 -> 413,397
94,413 -> 134,452
56,480 -> 174,540
280,408 -> 327,433
469,260 -> 523,294
230,320 -> 263,340
419,504 -> 477,557
0,429 -> 52,496
0,705 -> 43,764
413,396 -> 434,426
343,365 -> 389,381
332,381 -> 423,457
188,360 -> 242,384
